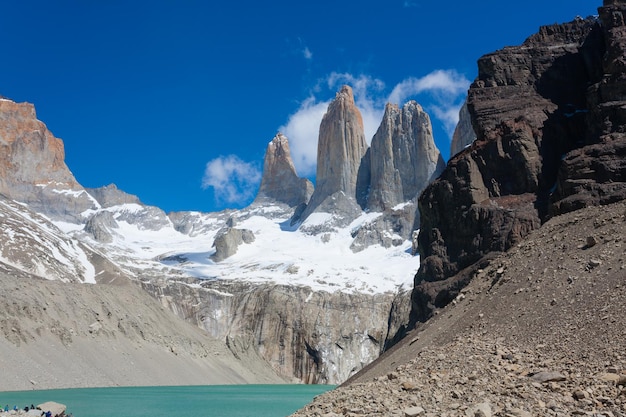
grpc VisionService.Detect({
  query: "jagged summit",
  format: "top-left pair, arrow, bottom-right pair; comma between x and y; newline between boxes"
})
0,98 -> 97,221
299,85 -> 369,224
253,133 -> 313,208
367,101 -> 445,212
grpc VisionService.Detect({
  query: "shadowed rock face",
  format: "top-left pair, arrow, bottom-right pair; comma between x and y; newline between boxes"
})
301,86 -> 368,222
411,2 -> 626,326
367,101 -> 445,212
254,133 -> 313,207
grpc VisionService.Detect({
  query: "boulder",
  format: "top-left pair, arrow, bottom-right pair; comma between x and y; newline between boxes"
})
211,228 -> 255,262
37,402 -> 66,416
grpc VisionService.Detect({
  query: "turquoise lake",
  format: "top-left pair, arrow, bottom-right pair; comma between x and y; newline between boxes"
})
0,385 -> 334,417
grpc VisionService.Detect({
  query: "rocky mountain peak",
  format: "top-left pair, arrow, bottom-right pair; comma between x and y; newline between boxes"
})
367,100 -> 445,212
299,85 -> 368,224
86,183 -> 141,208
0,98 -> 97,221
254,133 -> 313,207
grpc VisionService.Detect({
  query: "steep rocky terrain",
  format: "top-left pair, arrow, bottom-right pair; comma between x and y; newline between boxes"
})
291,198 -> 626,417
411,0 -> 626,328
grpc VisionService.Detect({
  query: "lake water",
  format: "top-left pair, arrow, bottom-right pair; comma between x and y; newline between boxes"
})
0,385 -> 333,417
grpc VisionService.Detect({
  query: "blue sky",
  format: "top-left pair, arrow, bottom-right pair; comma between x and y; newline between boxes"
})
1,1 -> 599,213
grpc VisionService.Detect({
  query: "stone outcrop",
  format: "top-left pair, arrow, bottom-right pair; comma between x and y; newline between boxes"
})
254,133 -> 313,208
86,183 -> 141,208
411,2 -> 626,326
211,228 -> 255,262
367,101 -> 445,212
450,101 -> 476,156
0,98 -> 97,221
300,86 -> 369,223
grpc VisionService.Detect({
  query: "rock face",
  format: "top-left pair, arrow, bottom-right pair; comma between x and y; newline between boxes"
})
86,183 -> 141,208
301,86 -> 369,223
450,101 -> 476,156
254,133 -> 313,208
551,1 -> 626,214
367,101 -> 445,212
0,98 -> 97,221
411,3 -> 626,326
144,280 -> 410,384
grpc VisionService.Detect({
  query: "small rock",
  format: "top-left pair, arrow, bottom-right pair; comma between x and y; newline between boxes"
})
586,236 -> 597,247
530,371 -> 566,383
599,372 -> 620,383
404,406 -> 425,416
401,381 -> 418,391
588,259 -> 602,268
572,389 -> 589,400
466,402 -> 492,417
508,408 -> 532,417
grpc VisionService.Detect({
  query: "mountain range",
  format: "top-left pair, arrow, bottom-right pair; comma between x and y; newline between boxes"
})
1,1 -> 625,409
0,83 -> 443,387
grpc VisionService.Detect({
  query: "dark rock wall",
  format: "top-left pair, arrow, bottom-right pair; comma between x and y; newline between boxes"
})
410,2 -> 626,326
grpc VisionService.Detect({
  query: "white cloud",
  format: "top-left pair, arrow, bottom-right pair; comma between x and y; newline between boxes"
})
202,155 -> 261,205
303,47 -> 313,60
280,69 -> 470,177
279,96 -> 329,177
387,69 -> 470,106
387,69 -> 470,138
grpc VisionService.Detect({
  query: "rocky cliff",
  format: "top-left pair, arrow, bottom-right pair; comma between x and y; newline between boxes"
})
411,1 -> 626,325
300,86 -> 369,224
143,280 -> 411,384
254,133 -> 313,208
0,98 -> 97,221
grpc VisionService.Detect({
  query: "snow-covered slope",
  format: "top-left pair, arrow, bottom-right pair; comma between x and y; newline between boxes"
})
0,196 -> 95,283
56,201 -> 419,295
